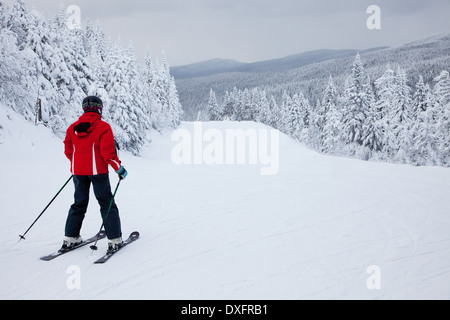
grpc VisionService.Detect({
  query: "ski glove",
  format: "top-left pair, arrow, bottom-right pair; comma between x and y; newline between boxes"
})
116,166 -> 128,180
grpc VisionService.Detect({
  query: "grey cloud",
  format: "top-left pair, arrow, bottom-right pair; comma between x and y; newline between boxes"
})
18,0 -> 450,65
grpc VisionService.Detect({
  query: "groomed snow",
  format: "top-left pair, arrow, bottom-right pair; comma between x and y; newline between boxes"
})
1,104 -> 450,300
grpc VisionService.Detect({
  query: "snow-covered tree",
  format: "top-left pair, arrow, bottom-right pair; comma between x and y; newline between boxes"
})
433,71 -> 450,165
7,0 -> 29,50
267,95 -> 282,129
222,89 -> 237,121
151,52 -> 183,129
318,76 -> 338,151
374,67 -> 395,156
391,68 -> 413,162
341,54 -> 373,147
257,89 -> 271,125
409,76 -> 435,165
0,5 -> 30,113
283,91 -> 310,141
206,89 -> 221,121
362,102 -> 384,154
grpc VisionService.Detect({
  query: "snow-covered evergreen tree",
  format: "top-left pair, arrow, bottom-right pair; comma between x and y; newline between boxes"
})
362,99 -> 384,154
7,0 -> 28,50
206,89 -> 221,121
391,68 -> 413,162
86,20 -> 109,97
0,3 -> 30,114
284,92 -> 309,141
433,71 -> 450,165
318,76 -> 337,151
141,48 -> 160,130
124,43 -> 150,147
166,73 -> 183,128
410,78 -> 437,165
151,52 -> 183,129
257,89 -> 271,125
341,54 -> 372,147
374,67 -> 395,157
267,95 -> 281,129
222,89 -> 237,121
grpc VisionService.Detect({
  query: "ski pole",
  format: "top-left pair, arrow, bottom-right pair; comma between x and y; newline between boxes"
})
90,178 -> 121,251
19,175 -> 74,242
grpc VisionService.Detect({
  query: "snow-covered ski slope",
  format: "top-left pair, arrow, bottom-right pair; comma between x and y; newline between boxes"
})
1,103 -> 450,300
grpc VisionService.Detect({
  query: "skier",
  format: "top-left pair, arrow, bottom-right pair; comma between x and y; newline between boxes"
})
61,96 -> 128,254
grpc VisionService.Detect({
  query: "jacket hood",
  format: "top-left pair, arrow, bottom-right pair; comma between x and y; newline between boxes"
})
73,112 -> 101,137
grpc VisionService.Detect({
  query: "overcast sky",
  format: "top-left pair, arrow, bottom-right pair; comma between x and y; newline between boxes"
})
16,0 -> 450,66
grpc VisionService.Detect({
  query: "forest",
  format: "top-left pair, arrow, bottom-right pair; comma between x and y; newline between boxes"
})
201,53 -> 450,167
0,0 -> 183,155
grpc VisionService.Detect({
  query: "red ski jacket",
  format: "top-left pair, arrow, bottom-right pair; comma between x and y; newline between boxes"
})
64,113 -> 121,176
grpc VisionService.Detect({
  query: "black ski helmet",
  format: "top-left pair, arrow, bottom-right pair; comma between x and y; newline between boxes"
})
82,96 -> 103,115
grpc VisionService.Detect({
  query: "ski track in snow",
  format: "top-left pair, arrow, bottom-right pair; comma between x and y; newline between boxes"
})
1,105 -> 450,300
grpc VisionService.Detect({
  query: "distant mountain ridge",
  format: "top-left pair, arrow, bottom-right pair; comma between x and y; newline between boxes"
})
171,47 -> 389,80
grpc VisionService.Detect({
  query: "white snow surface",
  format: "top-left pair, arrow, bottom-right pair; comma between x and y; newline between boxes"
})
1,103 -> 450,300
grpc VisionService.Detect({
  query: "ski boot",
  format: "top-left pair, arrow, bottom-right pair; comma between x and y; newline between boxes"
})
59,236 -> 83,252
107,237 -> 124,254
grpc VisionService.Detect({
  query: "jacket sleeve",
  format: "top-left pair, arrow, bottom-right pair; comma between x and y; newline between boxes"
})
100,125 -> 122,171
64,126 -> 74,161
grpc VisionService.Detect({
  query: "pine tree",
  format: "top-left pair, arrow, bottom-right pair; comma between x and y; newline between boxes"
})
268,95 -> 281,129
318,76 -> 336,150
362,99 -> 384,153
206,89 -> 221,121
341,53 -> 372,147
410,77 -> 435,165
125,43 -> 150,141
279,91 -> 292,135
230,88 -> 244,121
308,100 -> 322,149
374,67 -> 395,157
26,9 -> 62,125
0,3 -> 30,114
105,39 -> 136,152
257,89 -> 271,125
87,20 -> 108,96
393,68 -> 413,162
321,76 -> 342,153
222,89 -> 236,120
142,48 -> 159,130
0,1 -> 40,120
166,72 -> 183,128
433,71 -> 450,165
412,76 -> 431,117
0,1 -> 6,28
151,52 -> 183,129
241,88 -> 252,121
284,92 -> 309,141
7,0 -> 29,50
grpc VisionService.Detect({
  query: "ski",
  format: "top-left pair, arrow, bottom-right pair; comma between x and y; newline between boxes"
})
94,231 -> 140,264
40,231 -> 107,261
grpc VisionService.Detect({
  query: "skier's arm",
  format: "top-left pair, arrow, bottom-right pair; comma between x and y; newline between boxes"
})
100,126 -> 122,172
63,127 -> 74,161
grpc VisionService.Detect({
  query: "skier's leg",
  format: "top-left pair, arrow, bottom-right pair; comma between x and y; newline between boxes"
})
91,174 -> 122,240
65,175 -> 91,237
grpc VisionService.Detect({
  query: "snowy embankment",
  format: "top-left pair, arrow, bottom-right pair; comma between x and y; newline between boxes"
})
1,103 -> 450,300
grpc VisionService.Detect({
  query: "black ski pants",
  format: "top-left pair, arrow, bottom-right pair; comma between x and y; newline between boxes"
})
65,174 -> 122,240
